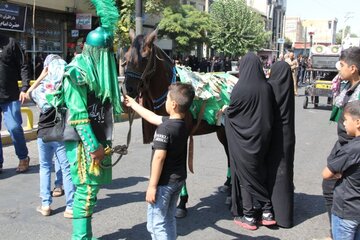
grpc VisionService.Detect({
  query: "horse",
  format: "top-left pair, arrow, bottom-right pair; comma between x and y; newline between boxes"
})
123,29 -> 230,217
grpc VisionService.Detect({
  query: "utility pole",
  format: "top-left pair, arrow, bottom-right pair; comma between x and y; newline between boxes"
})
303,27 -> 307,56
135,0 -> 143,35
341,12 -> 354,47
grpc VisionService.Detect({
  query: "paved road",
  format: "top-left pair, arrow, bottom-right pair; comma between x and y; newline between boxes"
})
0,88 -> 337,240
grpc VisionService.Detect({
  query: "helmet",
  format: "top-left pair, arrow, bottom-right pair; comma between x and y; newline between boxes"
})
85,27 -> 112,47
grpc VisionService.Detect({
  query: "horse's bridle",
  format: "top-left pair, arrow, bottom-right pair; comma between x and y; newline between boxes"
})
124,47 -> 176,110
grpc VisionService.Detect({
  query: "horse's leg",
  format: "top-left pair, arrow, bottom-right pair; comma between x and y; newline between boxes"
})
176,182 -> 188,218
216,126 -> 232,205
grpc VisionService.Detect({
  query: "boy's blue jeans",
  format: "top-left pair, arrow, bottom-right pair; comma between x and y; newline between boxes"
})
147,180 -> 184,240
38,138 -> 75,210
0,100 -> 28,166
332,214 -> 360,240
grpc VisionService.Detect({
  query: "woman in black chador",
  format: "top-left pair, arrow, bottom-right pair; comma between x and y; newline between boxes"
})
224,52 -> 276,230
266,61 -> 296,228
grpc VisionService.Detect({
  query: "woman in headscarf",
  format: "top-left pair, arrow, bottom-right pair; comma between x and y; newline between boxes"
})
224,52 -> 276,230
266,61 -> 296,228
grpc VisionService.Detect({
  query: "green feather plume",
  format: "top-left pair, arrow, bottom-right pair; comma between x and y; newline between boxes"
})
91,0 -> 119,35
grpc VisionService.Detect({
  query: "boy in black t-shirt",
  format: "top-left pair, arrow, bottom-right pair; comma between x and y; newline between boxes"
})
125,82 -> 195,240
322,100 -> 360,240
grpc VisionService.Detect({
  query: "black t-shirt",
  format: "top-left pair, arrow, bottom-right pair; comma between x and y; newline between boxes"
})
328,137 -> 360,221
152,116 -> 188,185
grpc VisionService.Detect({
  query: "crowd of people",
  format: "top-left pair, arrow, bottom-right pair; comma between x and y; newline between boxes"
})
176,55 -> 235,73
1,18 -> 360,239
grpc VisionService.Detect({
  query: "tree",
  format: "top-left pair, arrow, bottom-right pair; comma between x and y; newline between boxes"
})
284,37 -> 292,50
336,26 -> 358,44
113,0 -> 180,48
114,0 -> 135,48
209,0 -> 270,56
157,5 -> 211,53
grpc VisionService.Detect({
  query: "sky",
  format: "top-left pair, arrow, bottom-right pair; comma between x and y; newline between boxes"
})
286,0 -> 360,36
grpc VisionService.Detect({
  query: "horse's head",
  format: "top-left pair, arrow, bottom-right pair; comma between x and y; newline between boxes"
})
123,29 -> 158,98
123,29 -> 176,143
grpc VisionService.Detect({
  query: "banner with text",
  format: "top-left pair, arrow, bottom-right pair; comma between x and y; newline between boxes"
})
0,3 -> 27,32
76,14 -> 92,30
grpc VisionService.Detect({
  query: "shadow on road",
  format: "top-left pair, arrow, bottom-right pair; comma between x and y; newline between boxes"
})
103,176 -> 148,190
100,222 -> 148,240
294,192 -> 326,226
177,190 -> 280,240
0,163 -> 39,180
96,191 -> 146,213
95,177 -> 148,213
99,189 -> 281,240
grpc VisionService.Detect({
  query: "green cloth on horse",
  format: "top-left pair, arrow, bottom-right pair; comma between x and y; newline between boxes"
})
176,66 -> 238,125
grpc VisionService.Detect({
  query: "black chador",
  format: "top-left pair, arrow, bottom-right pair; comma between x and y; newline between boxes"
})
266,61 -> 296,228
225,52 -> 274,218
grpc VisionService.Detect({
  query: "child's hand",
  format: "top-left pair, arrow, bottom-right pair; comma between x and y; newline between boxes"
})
146,186 -> 157,204
124,95 -> 136,108
334,173 -> 342,179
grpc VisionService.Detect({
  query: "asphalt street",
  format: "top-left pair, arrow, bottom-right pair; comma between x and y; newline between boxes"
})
0,87 -> 337,240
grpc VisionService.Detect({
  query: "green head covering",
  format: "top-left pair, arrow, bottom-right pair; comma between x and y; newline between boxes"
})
86,0 -> 118,48
70,0 -> 122,116
86,27 -> 113,47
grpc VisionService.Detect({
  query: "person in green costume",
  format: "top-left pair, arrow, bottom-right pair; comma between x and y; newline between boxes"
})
47,0 -> 121,239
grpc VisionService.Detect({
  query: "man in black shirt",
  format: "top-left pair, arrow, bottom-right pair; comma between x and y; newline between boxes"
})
0,33 -> 31,173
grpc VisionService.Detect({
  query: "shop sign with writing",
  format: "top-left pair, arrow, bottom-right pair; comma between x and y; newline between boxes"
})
76,14 -> 92,30
0,3 -> 27,32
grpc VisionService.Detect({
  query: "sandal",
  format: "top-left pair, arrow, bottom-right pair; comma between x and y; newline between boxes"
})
16,156 -> 30,173
52,187 -> 64,197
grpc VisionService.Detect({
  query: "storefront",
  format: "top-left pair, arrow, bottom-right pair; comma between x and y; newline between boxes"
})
0,2 -> 96,78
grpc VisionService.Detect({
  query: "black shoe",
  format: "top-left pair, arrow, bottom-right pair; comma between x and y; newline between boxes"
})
234,216 -> 258,230
260,212 -> 277,226
0,165 -> 2,174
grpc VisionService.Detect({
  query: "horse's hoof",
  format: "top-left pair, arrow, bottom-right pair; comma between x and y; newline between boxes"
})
225,196 -> 232,205
219,185 -> 229,193
175,208 -> 187,218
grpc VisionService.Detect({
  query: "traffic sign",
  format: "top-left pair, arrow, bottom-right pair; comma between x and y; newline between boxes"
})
277,38 -> 285,44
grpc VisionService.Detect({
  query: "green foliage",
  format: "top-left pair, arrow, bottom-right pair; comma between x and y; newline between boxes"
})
144,0 -> 179,14
114,0 -> 179,48
114,0 -> 135,48
158,5 -> 211,53
209,0 -> 270,56
284,37 -> 292,50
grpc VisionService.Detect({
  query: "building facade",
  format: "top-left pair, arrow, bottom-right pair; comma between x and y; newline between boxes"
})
1,1 -> 95,64
284,16 -> 338,55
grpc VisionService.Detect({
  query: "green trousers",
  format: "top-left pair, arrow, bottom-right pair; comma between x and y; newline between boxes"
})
72,184 -> 100,240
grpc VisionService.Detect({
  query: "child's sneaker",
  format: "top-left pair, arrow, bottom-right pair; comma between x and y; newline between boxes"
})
260,212 -> 277,226
234,216 -> 258,230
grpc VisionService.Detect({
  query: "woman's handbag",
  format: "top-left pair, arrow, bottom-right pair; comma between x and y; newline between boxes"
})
42,107 -> 80,142
42,107 -> 65,142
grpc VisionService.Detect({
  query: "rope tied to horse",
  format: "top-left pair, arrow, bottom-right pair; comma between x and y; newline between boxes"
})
100,109 -> 135,169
